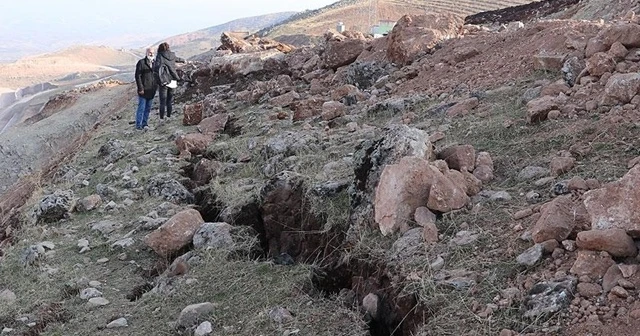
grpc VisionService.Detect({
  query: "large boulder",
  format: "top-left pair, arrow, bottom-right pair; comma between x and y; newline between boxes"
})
585,23 -> 640,58
144,209 -> 204,257
32,190 -> 75,223
322,39 -> 365,70
576,229 -> 637,257
584,165 -> 640,237
531,196 -> 589,243
350,126 -> 433,232
585,52 -> 616,77
98,139 -> 127,164
387,13 -> 463,65
374,157 -> 469,236
602,72 -> 640,105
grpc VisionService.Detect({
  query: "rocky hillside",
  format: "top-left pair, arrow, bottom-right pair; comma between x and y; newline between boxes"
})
4,1 -> 640,336
258,0 -> 538,39
160,12 -> 296,59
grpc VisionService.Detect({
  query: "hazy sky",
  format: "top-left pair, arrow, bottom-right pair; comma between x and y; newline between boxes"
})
0,0 -> 338,59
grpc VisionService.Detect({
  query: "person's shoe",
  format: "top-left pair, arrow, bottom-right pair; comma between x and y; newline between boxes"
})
143,126 -> 153,131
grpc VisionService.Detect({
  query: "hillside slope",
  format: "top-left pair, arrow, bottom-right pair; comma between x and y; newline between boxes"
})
0,46 -> 138,89
160,12 -> 296,59
259,0 -> 540,38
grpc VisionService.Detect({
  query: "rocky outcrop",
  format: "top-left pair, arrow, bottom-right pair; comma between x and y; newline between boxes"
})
32,190 -> 75,223
322,39 -> 365,70
387,13 -> 463,65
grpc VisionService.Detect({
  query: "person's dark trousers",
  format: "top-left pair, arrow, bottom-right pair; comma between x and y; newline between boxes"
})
135,96 -> 153,129
158,86 -> 174,119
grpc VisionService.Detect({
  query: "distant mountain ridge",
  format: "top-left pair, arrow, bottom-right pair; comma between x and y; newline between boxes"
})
159,12 -> 297,59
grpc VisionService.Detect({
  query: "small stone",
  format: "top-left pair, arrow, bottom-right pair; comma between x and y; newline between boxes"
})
540,239 -> 559,254
568,176 -> 588,191
106,317 -> 128,328
610,286 -> 629,298
96,258 -> 109,264
514,208 -> 534,220
430,256 -> 445,271
562,240 -> 577,252
77,239 -> 89,249
89,281 -> 101,288
618,279 -> 635,290
112,238 -> 135,249
489,191 -> 512,202
450,231 -> 479,246
577,283 -> 602,298
585,178 -> 601,190
195,321 -> 213,336
362,293 -> 380,319
534,177 -> 556,187
79,246 -> 91,254
87,297 -> 110,307
269,307 -> 294,324
0,289 -> 16,304
630,309 -> 640,319
547,110 -> 561,120
517,244 -> 544,266
619,264 -> 638,278
177,302 -> 215,328
80,288 -> 102,300
526,190 -> 541,203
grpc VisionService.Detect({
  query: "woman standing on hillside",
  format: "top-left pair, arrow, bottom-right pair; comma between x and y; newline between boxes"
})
154,42 -> 185,120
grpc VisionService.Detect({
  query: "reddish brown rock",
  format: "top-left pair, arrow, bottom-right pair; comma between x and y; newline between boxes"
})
446,97 -> 479,117
291,97 -> 324,121
540,82 -> 570,97
602,72 -> 640,104
452,47 -> 480,63
183,102 -> 203,126
387,13 -> 463,65
576,229 -> 637,257
609,41 -> 629,61
603,264 -> 624,292
331,84 -> 358,101
323,39 -> 365,70
375,157 -> 432,236
437,145 -> 476,172
461,170 -> 482,196
144,209 -> 204,257
570,250 -> 615,278
584,165 -> 640,237
585,178 -> 601,190
533,54 -> 566,71
526,96 -> 562,123
577,283 -> 603,298
568,176 -> 588,191
531,196 -> 589,243
321,101 -> 347,121
76,194 -> 102,212
269,91 -> 300,107
586,52 -> 617,77
550,157 -> 576,176
427,166 -> 470,213
514,208 -> 534,220
198,114 -> 229,136
585,23 -> 640,58
374,157 -> 468,236
415,207 -> 436,227
473,165 -> 494,182
175,134 -> 214,158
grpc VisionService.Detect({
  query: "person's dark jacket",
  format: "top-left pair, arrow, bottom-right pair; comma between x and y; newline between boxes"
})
154,51 -> 185,85
135,57 -> 157,99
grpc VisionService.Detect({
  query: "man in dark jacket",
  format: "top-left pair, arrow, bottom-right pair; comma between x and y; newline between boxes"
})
154,42 -> 185,120
134,48 -> 157,130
